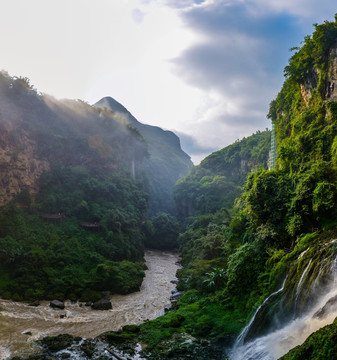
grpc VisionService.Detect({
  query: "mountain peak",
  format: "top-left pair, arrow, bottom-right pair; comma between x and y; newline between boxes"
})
94,96 -> 129,114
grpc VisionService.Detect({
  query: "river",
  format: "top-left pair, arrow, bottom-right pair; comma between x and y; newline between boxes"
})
0,250 -> 180,360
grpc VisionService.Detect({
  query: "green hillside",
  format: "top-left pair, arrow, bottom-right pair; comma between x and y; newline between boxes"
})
0,72 -> 187,300
127,17 -> 337,359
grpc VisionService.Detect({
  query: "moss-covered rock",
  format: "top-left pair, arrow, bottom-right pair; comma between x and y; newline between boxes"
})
40,334 -> 74,352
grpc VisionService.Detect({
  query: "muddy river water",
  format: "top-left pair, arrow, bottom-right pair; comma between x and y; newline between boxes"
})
0,250 -> 180,360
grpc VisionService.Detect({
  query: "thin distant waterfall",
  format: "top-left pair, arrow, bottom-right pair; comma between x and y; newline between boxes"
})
131,158 -> 136,179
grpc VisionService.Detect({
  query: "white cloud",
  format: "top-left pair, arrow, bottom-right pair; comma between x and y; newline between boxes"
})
1,0 -> 336,164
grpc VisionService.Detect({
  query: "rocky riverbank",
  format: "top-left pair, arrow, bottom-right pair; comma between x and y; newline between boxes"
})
0,251 -> 180,360
9,326 -> 225,360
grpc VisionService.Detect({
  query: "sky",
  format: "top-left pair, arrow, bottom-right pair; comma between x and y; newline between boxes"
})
1,1 -> 337,163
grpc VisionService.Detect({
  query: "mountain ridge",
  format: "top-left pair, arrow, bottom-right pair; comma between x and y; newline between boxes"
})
94,96 -> 193,215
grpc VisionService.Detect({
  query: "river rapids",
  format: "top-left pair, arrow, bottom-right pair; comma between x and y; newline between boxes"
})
0,250 -> 180,360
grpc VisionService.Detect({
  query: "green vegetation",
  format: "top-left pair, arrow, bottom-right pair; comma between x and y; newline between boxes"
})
0,71 -> 187,300
174,130 -> 270,219
135,131 -> 272,352
4,17 -> 337,360
135,17 -> 337,358
144,212 -> 179,250
0,195 -> 146,300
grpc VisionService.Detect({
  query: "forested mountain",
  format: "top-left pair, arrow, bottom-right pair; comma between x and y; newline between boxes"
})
5,16 -> 337,360
117,17 -> 337,360
94,96 -> 192,216
174,130 -> 270,219
0,71 -> 190,301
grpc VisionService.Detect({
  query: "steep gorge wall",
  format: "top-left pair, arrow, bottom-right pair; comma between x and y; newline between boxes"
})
0,124 -> 49,205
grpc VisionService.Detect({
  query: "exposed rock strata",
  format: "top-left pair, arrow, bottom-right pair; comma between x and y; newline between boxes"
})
0,125 -> 49,205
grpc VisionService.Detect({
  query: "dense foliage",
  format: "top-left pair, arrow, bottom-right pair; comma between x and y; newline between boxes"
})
174,130 -> 270,219
0,71 -> 186,300
0,165 -> 148,300
144,212 -> 180,250
4,17 -> 337,360
135,17 -> 337,357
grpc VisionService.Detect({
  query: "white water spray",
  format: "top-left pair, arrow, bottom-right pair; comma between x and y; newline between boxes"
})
229,256 -> 337,360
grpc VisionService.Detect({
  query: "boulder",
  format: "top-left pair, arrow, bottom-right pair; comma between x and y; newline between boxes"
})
91,298 -> 112,310
164,304 -> 173,313
170,291 -> 184,301
50,300 -> 65,310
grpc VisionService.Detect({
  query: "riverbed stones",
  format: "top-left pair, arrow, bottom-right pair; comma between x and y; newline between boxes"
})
50,300 -> 65,309
91,298 -> 112,310
170,290 -> 185,304
91,291 -> 112,310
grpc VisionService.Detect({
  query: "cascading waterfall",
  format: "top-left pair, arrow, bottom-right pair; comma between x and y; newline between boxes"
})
229,254 -> 337,360
294,259 -> 312,311
233,277 -> 288,349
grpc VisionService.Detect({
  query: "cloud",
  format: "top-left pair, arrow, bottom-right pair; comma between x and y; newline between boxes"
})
156,0 -> 336,21
165,0 -> 306,142
132,8 -> 145,23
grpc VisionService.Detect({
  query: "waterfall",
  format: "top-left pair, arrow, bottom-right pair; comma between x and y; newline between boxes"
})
294,259 -> 312,311
131,158 -> 136,179
232,277 -> 287,350
229,256 -> 337,360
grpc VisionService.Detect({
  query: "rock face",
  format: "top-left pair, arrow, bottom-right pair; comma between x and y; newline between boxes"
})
0,125 -> 49,206
298,42 -> 337,105
326,43 -> 337,101
300,69 -> 319,106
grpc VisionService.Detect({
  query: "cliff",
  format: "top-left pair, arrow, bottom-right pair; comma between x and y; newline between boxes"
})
0,71 -> 180,301
0,74 -> 191,215
0,124 -> 49,205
